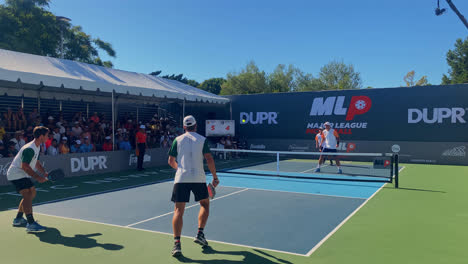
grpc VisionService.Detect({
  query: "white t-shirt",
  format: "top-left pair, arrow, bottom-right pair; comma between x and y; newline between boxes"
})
168,132 -> 211,183
322,129 -> 340,149
7,140 -> 41,181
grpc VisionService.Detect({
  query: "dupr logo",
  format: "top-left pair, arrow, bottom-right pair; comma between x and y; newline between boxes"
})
310,96 -> 372,121
408,108 -> 466,124
71,156 -> 108,173
240,112 -> 278,125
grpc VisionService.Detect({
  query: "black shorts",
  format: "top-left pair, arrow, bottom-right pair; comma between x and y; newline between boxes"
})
322,148 -> 337,153
10,178 -> 34,193
171,183 -> 209,203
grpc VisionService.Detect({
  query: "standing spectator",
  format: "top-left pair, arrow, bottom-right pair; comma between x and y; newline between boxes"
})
24,126 -> 34,142
28,108 -> 39,124
70,140 -> 81,153
161,137 -> 170,149
0,121 -> 5,142
225,135 -> 233,149
47,116 -> 55,129
90,112 -> 100,124
119,136 -> 131,151
59,137 -> 70,154
102,136 -> 113,151
135,125 -> 148,171
47,139 -> 58,156
72,122 -> 83,139
82,126 -> 91,140
80,137 -> 95,153
17,107 -> 27,130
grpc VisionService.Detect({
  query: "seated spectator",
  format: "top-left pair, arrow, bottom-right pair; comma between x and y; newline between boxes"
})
82,126 -> 91,140
0,142 -> 6,158
7,141 -> 18,157
45,133 -> 53,150
119,136 -> 132,151
80,137 -> 95,153
56,122 -> 66,134
161,137 -> 170,149
11,131 -> 26,151
59,137 -> 70,154
47,116 -> 55,129
72,122 -> 83,138
24,126 -> 34,141
47,139 -> 59,156
53,127 -> 61,143
90,112 -> 100,124
70,140 -> 82,153
102,136 -> 113,151
225,135 -> 233,149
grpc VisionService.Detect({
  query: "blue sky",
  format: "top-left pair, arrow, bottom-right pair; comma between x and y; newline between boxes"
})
12,0 -> 468,88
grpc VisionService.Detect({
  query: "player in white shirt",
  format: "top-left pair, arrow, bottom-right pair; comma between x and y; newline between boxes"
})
168,115 -> 219,257
7,126 -> 50,233
315,122 -> 342,174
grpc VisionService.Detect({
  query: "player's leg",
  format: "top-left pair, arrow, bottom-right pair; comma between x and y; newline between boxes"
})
334,153 -> 342,173
171,183 -> 190,257
193,183 -> 210,247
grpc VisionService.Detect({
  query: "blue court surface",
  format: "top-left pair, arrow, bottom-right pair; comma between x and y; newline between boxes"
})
32,166 -> 387,256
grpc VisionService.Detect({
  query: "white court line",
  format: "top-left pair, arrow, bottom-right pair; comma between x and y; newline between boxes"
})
300,164 -> 329,173
33,211 -> 307,257
305,166 -> 406,256
126,188 -> 249,227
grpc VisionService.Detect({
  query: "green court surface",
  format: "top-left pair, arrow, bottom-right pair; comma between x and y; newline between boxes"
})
1,163 -> 467,264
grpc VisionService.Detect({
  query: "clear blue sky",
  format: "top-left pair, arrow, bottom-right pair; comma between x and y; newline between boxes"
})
30,0 -> 468,87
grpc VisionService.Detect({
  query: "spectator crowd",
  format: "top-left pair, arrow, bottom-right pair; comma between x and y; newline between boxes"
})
0,107 -> 182,158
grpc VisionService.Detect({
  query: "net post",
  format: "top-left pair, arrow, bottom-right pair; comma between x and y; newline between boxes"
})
276,152 -> 280,176
390,154 -> 394,182
394,154 -> 399,188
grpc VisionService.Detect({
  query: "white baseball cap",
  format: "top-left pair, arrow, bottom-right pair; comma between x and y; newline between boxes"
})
140,125 -> 145,129
76,140 -> 81,144
62,137 -> 68,141
324,122 -> 331,126
183,115 -> 196,127
105,136 -> 111,140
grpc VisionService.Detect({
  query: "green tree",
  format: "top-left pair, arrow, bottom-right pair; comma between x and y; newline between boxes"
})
198,78 -> 226,95
318,60 -> 362,90
220,61 -> 268,95
0,0 -> 115,67
294,71 -> 325,92
442,37 -> 468,84
267,64 -> 297,93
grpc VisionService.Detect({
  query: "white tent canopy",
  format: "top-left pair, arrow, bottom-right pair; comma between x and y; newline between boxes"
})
0,48 -> 229,104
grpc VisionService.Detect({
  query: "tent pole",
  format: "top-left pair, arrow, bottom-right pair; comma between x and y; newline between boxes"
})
86,104 -> 89,119
230,101 -> 232,120
112,91 -> 115,151
182,99 -> 185,121
137,107 -> 139,124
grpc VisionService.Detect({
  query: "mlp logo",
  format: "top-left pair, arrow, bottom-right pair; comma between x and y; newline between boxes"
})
240,112 -> 278,125
310,96 -> 372,120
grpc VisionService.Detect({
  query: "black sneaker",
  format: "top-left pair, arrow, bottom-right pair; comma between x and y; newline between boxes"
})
171,242 -> 182,257
194,232 -> 208,247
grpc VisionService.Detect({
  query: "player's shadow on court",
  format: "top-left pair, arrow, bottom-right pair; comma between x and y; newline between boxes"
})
33,227 -> 124,251
176,246 -> 293,264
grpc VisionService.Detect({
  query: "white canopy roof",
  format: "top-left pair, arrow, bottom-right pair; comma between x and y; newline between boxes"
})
0,48 -> 228,104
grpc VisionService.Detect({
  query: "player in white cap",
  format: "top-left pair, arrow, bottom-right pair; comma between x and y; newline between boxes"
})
168,115 -> 219,257
315,122 -> 342,174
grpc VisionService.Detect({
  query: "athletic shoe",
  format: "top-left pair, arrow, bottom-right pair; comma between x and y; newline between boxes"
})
171,242 -> 182,257
12,217 -> 27,227
338,169 -> 343,174
314,168 -> 320,173
26,221 -> 46,233
194,232 -> 209,247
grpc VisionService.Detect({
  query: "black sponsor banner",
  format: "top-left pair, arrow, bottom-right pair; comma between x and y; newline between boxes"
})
228,84 -> 468,142
245,138 -> 468,165
0,149 -> 170,186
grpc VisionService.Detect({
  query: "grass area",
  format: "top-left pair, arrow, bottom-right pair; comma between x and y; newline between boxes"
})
0,163 -> 467,263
